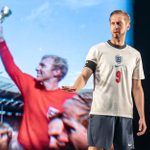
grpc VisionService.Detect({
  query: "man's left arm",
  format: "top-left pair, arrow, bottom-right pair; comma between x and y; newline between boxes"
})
132,79 -> 147,136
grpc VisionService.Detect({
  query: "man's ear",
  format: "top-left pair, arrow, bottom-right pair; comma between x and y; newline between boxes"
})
53,69 -> 61,75
127,24 -> 130,31
53,69 -> 62,79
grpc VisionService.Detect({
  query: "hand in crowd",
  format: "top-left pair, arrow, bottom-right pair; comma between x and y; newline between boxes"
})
0,129 -> 12,150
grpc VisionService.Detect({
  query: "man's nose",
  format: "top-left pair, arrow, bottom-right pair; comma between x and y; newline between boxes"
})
114,24 -> 119,29
35,66 -> 40,72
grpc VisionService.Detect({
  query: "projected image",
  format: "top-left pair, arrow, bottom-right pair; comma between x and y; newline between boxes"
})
0,0 -> 134,150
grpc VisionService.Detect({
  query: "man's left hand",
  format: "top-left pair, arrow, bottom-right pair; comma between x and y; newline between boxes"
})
137,118 -> 147,136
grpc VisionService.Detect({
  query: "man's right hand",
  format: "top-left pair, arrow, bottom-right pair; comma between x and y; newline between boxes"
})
0,25 -> 4,42
61,86 -> 77,92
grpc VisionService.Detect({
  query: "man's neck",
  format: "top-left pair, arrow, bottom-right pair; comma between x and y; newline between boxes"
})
111,36 -> 125,46
41,79 -> 59,90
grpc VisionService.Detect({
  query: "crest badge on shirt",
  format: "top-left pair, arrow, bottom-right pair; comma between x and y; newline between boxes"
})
115,55 -> 123,68
115,55 -> 123,64
47,106 -> 60,119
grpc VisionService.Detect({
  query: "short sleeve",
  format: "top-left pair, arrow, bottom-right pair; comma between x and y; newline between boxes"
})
132,53 -> 145,79
85,46 -> 98,64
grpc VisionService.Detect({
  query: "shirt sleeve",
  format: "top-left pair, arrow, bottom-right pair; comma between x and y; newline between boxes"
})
132,53 -> 145,79
84,46 -> 98,72
85,46 -> 98,64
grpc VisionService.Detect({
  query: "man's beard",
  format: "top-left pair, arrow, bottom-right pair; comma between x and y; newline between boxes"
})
113,33 -> 120,39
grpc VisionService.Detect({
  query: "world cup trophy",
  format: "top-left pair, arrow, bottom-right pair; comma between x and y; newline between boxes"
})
0,5 -> 12,23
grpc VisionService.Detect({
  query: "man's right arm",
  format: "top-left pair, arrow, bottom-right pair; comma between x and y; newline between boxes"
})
0,26 -> 22,79
0,40 -> 33,96
62,67 -> 93,92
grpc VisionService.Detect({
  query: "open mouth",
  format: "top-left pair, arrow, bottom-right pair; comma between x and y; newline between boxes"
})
114,31 -> 119,34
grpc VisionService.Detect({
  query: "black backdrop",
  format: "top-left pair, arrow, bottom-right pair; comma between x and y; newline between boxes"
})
133,1 -> 150,150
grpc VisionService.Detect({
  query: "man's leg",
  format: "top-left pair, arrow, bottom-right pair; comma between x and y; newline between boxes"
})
88,115 -> 115,150
113,117 -> 134,150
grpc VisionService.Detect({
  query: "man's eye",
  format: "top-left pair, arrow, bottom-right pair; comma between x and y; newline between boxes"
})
40,64 -> 46,68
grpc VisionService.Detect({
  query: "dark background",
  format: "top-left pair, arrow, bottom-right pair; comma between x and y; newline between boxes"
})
133,1 -> 150,150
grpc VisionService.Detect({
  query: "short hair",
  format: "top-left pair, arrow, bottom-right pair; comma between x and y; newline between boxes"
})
41,55 -> 68,81
109,10 -> 130,23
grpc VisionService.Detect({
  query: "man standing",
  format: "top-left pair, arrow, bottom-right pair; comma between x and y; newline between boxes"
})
0,30 -> 75,149
62,10 -> 147,150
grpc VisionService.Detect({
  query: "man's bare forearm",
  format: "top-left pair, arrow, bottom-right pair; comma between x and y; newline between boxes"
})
133,81 -> 145,119
73,67 -> 92,92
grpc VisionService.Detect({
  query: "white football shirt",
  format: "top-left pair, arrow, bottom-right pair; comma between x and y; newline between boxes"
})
86,41 -> 145,118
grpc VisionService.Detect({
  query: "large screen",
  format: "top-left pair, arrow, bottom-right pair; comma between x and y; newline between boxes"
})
0,0 -> 134,88
0,0 -> 134,150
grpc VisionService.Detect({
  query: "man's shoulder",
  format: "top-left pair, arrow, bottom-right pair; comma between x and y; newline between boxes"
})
58,88 -> 76,97
126,44 -> 141,56
91,41 -> 107,48
89,42 -> 108,53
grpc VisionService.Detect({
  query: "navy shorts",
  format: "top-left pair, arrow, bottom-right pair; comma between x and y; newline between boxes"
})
88,115 -> 134,150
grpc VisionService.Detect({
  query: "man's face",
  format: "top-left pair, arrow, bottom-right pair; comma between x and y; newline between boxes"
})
110,14 -> 130,39
48,118 -> 70,149
36,57 -> 56,82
